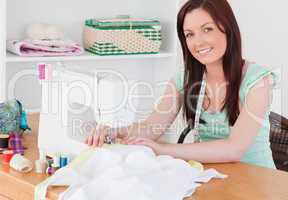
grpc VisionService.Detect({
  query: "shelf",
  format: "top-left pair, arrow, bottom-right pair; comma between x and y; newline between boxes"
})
5,51 -> 175,63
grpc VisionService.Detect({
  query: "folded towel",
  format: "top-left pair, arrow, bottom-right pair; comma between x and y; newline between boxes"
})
7,39 -> 84,57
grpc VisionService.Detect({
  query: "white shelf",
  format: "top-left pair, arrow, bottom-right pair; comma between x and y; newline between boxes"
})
2,0 -> 178,106
5,51 -> 175,63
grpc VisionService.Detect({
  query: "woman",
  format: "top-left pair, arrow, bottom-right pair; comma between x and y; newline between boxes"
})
85,0 -> 276,168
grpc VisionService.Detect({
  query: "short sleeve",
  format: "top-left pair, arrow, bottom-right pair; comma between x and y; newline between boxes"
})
172,68 -> 185,93
239,63 -> 278,103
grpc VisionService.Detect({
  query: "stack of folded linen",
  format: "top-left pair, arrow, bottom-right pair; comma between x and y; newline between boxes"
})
7,23 -> 84,57
7,39 -> 84,57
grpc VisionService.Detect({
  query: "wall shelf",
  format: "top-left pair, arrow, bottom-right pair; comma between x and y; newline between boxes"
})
1,0 -> 178,108
5,51 -> 175,63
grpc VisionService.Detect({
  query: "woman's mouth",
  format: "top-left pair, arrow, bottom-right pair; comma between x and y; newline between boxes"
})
197,47 -> 213,55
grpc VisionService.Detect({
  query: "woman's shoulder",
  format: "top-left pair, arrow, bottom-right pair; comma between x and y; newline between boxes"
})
240,60 -> 278,100
242,61 -> 276,85
242,61 -> 271,78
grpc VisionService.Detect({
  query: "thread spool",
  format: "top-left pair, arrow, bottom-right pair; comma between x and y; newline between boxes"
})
52,163 -> 59,171
46,166 -> 54,175
38,63 -> 46,80
53,155 -> 60,167
60,156 -> 68,168
0,134 -> 9,149
2,150 -> 14,164
46,158 -> 53,167
35,159 -> 47,174
39,150 -> 46,162
8,133 -> 25,155
46,164 -> 59,175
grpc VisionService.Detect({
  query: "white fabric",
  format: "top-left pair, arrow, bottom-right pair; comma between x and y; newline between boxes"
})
37,145 -> 227,200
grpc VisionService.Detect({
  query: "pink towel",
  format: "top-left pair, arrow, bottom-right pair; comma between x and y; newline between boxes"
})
7,39 -> 84,57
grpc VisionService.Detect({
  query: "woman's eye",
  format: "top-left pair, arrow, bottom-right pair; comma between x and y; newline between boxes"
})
203,27 -> 213,33
185,33 -> 194,38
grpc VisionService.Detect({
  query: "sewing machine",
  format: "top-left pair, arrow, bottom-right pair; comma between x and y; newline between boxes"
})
38,67 -> 136,158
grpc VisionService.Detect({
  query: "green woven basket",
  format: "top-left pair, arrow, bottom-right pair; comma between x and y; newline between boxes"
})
83,17 -> 162,55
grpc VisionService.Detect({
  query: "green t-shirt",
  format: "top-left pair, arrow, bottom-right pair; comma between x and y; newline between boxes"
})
173,63 -> 277,169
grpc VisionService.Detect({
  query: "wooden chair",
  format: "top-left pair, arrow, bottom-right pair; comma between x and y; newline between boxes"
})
269,112 -> 288,171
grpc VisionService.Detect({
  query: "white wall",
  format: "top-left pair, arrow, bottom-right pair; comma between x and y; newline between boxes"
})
229,0 -> 287,117
5,0 -> 288,117
0,0 -> 6,101
178,0 -> 288,117
5,0 -> 177,114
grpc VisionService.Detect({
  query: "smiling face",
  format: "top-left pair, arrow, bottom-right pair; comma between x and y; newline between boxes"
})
183,8 -> 227,66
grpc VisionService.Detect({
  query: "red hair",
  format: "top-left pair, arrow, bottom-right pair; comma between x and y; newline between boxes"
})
177,0 -> 244,126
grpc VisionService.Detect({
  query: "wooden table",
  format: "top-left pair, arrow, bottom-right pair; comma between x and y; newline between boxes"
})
0,113 -> 288,200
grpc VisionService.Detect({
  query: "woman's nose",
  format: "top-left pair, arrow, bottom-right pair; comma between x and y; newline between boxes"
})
193,33 -> 205,46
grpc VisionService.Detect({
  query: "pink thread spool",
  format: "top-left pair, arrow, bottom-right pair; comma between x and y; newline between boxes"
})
8,132 -> 25,155
38,63 -> 46,80
46,164 -> 59,175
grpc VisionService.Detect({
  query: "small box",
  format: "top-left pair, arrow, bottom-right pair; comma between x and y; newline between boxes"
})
83,17 -> 162,55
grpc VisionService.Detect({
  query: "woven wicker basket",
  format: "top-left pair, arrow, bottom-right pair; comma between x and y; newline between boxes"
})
83,17 -> 162,55
269,112 -> 288,171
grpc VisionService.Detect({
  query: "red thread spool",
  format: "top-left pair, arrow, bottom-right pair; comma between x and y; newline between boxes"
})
2,150 -> 14,164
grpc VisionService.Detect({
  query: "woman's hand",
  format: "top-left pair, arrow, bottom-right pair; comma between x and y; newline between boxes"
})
84,126 -> 117,147
122,137 -> 164,155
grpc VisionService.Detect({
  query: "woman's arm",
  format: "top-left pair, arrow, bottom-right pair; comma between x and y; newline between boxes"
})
116,79 -> 182,140
85,79 -> 182,146
133,75 -> 273,163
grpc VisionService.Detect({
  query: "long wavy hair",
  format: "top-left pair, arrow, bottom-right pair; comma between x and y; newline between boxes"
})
177,0 -> 244,127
